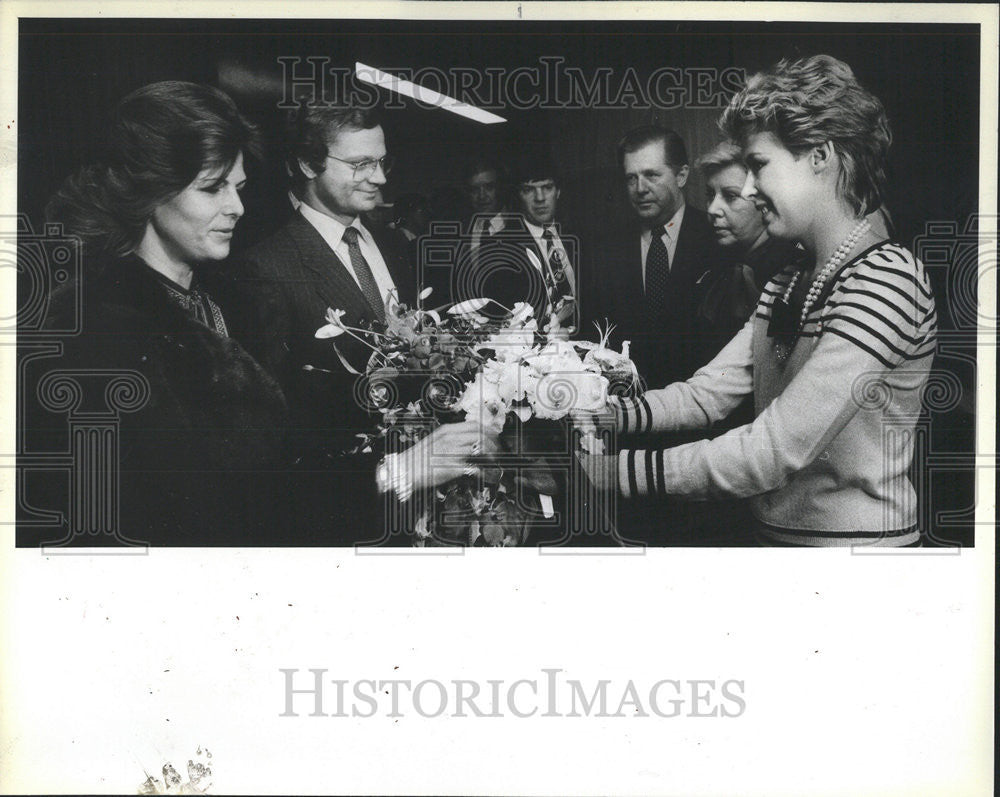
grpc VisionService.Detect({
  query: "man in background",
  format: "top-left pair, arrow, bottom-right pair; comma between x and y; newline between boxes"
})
593,125 -> 724,389
462,156 -> 508,249
478,155 -> 581,327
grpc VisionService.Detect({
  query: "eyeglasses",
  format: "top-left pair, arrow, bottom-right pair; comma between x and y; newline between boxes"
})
326,153 -> 395,181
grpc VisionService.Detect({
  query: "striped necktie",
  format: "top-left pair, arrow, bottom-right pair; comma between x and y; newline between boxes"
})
542,226 -> 572,298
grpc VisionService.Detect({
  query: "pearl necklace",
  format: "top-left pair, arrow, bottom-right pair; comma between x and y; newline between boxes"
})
774,218 -> 871,362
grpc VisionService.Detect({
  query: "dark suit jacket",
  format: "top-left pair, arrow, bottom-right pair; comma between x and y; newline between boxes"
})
230,212 -> 416,544
475,214 -> 583,326
588,214 -> 750,547
591,207 -> 724,389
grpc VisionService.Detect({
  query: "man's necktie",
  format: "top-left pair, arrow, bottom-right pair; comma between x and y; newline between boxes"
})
341,226 -> 386,323
472,217 -> 489,248
542,227 -> 572,299
645,225 -> 670,321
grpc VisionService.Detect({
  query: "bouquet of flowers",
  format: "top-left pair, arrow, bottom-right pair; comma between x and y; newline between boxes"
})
315,290 -> 636,546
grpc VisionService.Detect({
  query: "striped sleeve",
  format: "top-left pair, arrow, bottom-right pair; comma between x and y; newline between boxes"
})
755,267 -> 799,325
822,244 -> 937,369
614,318 -> 755,434
618,448 -> 667,499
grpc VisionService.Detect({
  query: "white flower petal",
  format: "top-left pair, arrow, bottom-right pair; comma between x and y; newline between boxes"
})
447,298 -> 490,315
513,405 -> 532,422
525,248 -> 543,272
315,324 -> 346,338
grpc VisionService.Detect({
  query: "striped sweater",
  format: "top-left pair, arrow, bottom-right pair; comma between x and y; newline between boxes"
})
613,241 -> 937,546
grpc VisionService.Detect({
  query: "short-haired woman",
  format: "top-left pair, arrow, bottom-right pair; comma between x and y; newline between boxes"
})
585,55 -> 937,547
694,140 -> 807,361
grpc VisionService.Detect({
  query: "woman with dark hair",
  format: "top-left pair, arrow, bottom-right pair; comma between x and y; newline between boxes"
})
583,55 -> 937,547
30,81 -> 288,546
28,81 -> 493,547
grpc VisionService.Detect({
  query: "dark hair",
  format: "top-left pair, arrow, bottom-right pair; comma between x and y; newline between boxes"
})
511,154 -> 559,188
461,156 -> 502,187
616,126 -> 688,170
46,81 -> 259,256
286,105 -> 382,189
719,54 -> 891,217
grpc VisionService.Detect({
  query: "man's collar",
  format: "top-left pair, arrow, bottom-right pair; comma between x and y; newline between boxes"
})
523,218 -> 557,237
643,203 -> 686,238
298,201 -> 369,244
469,213 -> 507,237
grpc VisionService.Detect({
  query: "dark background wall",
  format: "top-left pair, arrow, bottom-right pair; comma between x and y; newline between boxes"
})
17,18 -> 983,546
18,18 -> 979,250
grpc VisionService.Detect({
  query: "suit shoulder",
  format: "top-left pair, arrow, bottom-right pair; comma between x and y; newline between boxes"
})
235,222 -> 305,276
683,207 -> 713,235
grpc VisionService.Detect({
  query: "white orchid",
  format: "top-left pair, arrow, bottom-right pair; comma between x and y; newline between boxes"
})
507,301 -> 535,328
523,343 -> 609,420
476,320 -> 538,362
584,340 -> 635,373
456,371 -> 509,434
482,358 -> 537,403
582,321 -> 638,384
315,307 -> 348,338
447,298 -> 491,316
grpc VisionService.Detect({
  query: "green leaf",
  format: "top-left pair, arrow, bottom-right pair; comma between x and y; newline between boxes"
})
332,343 -> 362,374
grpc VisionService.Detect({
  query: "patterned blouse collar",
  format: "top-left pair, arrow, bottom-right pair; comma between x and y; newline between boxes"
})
135,258 -> 229,337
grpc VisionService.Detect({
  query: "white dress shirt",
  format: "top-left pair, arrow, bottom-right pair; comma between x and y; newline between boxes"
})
298,202 -> 398,305
469,212 -> 506,249
639,203 -> 685,290
523,219 -> 575,294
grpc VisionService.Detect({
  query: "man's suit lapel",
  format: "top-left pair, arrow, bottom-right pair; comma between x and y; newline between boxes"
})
286,213 -> 378,325
625,226 -> 645,307
669,209 -> 707,287
506,216 -> 547,269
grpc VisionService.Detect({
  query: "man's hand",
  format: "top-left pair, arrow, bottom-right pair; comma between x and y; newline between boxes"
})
406,420 -> 502,490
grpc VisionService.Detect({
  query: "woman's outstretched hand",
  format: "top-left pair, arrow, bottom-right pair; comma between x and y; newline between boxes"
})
576,452 -> 618,492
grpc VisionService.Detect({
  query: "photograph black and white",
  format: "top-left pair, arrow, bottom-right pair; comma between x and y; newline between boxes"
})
1,3 -> 995,795
10,14 -> 986,549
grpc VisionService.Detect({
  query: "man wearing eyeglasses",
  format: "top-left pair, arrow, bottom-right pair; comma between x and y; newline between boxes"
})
233,104 -> 415,544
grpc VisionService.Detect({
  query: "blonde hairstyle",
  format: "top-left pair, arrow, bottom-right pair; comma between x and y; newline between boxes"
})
695,141 -> 745,178
720,54 -> 891,217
